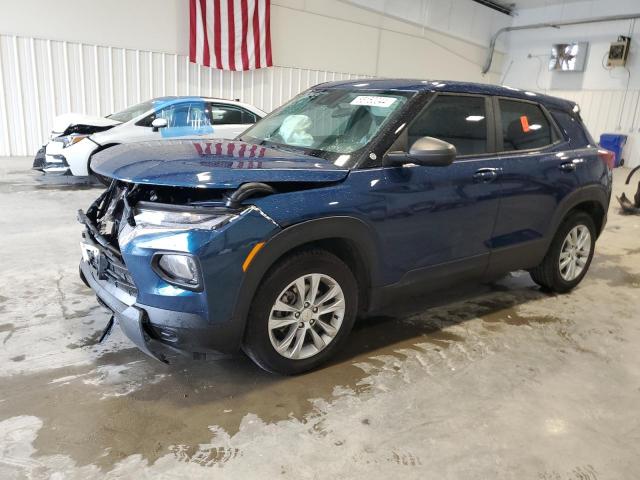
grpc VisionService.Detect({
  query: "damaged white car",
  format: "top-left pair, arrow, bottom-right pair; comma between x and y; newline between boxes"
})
33,96 -> 265,178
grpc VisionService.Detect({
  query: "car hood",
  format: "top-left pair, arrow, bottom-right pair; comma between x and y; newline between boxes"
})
51,113 -> 121,136
91,139 -> 350,188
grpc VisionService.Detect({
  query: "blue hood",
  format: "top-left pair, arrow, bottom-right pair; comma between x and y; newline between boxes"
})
91,139 -> 349,188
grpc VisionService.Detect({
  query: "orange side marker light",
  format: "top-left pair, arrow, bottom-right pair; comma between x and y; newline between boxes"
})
242,242 -> 265,272
520,115 -> 530,133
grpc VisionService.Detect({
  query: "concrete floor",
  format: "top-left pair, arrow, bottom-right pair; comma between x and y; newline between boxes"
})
1,157 -> 639,479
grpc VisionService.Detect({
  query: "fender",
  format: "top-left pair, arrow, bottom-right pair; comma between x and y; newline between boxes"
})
484,183 -> 610,280
229,215 -> 381,336
545,183 -> 610,244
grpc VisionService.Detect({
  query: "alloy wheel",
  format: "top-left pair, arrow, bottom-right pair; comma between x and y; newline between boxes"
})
268,273 -> 345,360
559,225 -> 591,281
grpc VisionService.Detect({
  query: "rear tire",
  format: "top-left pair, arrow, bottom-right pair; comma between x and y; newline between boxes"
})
243,249 -> 358,375
529,211 -> 596,293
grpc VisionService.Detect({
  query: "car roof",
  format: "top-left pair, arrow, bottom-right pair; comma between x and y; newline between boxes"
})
317,79 -> 575,112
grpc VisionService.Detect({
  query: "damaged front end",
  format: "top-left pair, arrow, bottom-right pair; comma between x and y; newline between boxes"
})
78,179 -> 281,362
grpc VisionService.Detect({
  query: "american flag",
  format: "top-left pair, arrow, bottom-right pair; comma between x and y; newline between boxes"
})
189,0 -> 273,71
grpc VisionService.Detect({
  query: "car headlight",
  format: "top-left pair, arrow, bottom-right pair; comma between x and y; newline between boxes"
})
57,134 -> 90,148
133,206 -> 236,230
154,253 -> 201,289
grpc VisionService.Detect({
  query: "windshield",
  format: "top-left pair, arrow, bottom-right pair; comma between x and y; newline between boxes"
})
241,89 -> 411,163
107,100 -> 155,123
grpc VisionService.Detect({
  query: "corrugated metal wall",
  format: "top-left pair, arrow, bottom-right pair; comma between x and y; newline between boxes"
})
0,34 -> 373,156
3,33 -> 639,167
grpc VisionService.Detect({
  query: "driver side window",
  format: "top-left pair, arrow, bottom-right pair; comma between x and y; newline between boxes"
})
408,95 -> 488,157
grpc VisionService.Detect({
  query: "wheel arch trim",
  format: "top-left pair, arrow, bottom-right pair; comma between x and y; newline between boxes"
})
230,216 -> 381,339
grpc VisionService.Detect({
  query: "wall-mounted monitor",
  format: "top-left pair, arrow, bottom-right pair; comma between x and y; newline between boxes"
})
549,42 -> 589,72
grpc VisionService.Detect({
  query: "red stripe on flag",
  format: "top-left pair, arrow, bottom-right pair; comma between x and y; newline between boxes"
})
216,143 -> 222,155
238,143 -> 247,158
194,143 -> 204,155
213,0 -> 223,69
227,0 -> 236,71
265,0 -> 272,66
240,0 -> 249,71
199,0 -> 210,67
252,0 -> 261,69
227,143 -> 236,156
189,0 -> 197,63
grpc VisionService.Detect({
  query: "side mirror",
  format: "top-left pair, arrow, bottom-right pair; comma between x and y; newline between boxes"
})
385,136 -> 456,167
151,118 -> 168,132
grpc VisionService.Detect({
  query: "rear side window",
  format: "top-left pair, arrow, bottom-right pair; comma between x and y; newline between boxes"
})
550,109 -> 591,147
499,99 -> 553,151
210,104 -> 257,125
408,95 -> 488,156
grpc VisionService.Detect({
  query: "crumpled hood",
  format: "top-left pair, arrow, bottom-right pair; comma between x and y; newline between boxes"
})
51,113 -> 121,135
91,139 -> 349,188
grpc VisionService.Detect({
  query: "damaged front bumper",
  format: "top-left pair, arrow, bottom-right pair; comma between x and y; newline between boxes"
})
79,258 -> 170,363
32,146 -> 71,175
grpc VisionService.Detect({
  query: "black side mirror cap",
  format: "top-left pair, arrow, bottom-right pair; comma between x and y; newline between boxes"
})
385,136 -> 456,167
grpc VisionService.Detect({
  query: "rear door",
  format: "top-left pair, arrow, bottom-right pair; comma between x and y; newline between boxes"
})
486,97 -> 580,275
376,93 -> 503,285
208,103 -> 259,139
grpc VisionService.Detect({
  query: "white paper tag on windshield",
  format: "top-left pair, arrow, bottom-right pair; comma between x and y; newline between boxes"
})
350,96 -> 397,108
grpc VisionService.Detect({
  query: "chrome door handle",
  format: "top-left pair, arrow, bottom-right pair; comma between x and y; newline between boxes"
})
473,168 -> 500,182
559,162 -> 577,172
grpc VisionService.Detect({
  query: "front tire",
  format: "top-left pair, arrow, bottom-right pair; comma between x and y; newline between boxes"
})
243,250 -> 358,375
529,211 -> 596,293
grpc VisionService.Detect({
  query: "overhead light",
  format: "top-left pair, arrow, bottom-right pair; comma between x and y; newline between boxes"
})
466,115 -> 485,122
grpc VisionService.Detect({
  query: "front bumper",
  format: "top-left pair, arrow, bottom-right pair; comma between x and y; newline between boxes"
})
32,146 -> 71,175
79,259 -> 169,362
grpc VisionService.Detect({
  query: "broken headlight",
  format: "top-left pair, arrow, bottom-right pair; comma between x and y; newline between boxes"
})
133,205 -> 236,230
57,134 -> 90,148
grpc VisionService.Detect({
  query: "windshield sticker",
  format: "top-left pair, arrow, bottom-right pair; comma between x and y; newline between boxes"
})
350,96 -> 397,108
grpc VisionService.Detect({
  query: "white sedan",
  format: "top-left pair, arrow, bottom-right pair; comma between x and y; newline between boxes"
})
33,96 -> 265,177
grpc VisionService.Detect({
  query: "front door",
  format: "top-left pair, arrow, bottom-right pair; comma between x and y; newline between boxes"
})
374,93 -> 503,286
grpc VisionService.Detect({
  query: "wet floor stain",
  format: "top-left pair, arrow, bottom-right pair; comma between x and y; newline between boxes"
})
66,329 -> 104,349
0,322 -> 17,344
0,278 -> 562,471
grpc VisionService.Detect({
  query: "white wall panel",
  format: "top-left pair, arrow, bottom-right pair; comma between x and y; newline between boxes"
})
0,34 -> 373,156
550,88 -> 640,168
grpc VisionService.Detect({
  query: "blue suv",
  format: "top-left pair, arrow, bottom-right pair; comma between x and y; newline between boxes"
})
79,80 -> 612,374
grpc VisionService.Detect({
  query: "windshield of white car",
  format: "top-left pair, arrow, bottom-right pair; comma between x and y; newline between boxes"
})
107,100 -> 155,123
240,89 -> 412,163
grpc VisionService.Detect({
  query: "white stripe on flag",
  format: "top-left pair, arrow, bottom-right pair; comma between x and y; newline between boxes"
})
206,0 -> 215,67
246,0 -> 256,70
219,0 -> 229,70
258,0 -> 266,68
195,0 -> 204,65
234,0 -> 243,71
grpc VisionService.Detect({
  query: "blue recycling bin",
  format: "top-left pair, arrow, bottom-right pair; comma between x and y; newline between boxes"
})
599,134 -> 627,167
